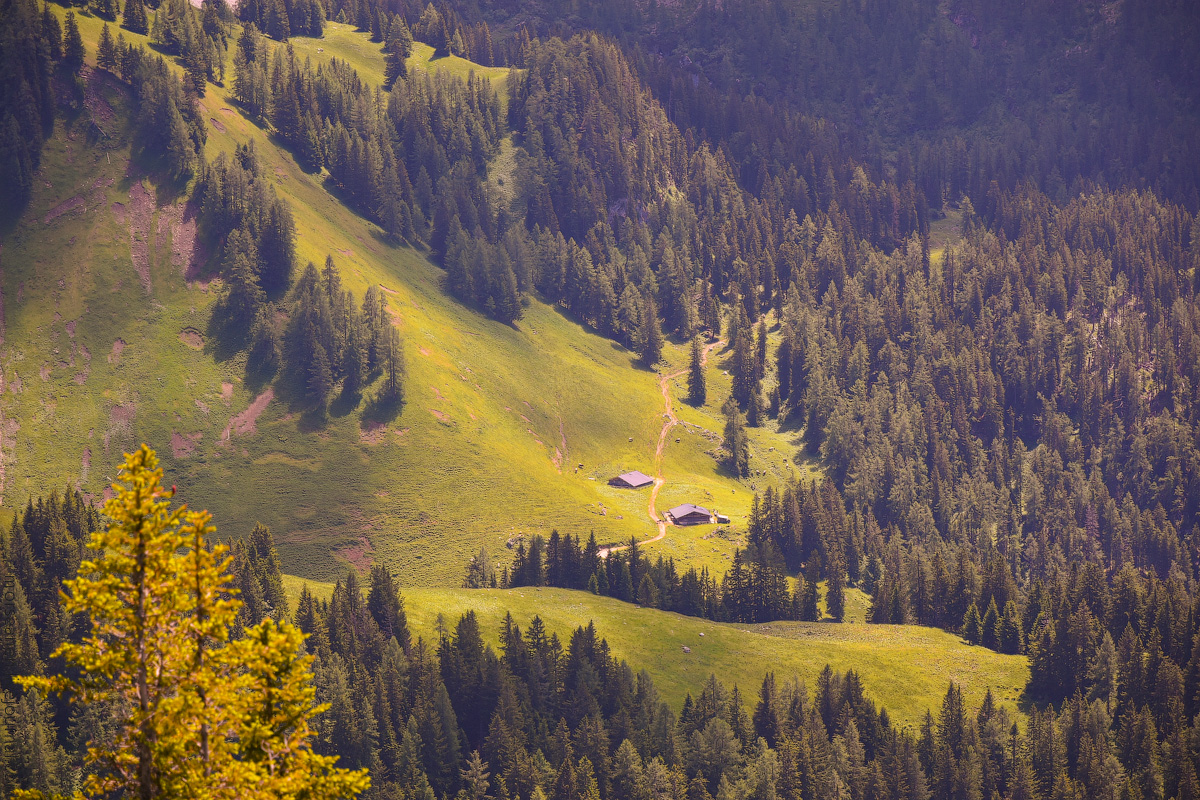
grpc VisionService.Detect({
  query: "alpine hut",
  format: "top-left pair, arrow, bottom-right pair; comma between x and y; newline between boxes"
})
667,503 -> 712,526
609,470 -> 654,489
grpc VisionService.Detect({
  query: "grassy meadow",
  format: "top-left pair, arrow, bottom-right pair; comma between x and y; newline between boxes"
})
281,578 -> 1028,729
2,9 -> 815,588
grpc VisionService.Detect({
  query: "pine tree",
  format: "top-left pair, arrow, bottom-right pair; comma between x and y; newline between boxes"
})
640,295 -> 664,366
801,559 -> 820,621
164,96 -> 196,180
123,0 -> 149,35
981,598 -> 999,650
98,23 -> 118,71
962,603 -> 982,645
17,445 -> 370,799
63,11 -> 85,74
384,17 -> 412,87
688,337 -> 707,406
379,326 -> 406,405
722,395 -> 750,477
731,325 -> 755,409
998,600 -> 1023,654
826,558 -> 846,622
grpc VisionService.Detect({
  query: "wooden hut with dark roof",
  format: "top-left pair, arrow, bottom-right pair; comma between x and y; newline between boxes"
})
666,503 -> 712,526
609,470 -> 654,489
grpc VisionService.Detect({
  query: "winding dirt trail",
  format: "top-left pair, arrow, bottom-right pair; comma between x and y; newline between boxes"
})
600,339 -> 723,557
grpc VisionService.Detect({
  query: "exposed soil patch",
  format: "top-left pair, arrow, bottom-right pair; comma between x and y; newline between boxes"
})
431,385 -> 445,401
430,409 -> 452,424
419,347 -> 431,356
156,201 -> 201,277
171,431 -> 202,458
44,195 -> 84,225
338,248 -> 354,258
179,328 -> 204,349
74,372 -> 88,385
82,67 -> 117,130
128,182 -> 154,293
40,363 -> 50,381
336,536 -> 375,572
209,116 -> 227,133
110,201 -> 127,225
360,420 -> 388,444
65,320 -> 76,337
104,402 -> 136,453
89,175 -> 114,210
221,388 -> 273,440
220,382 -> 233,402
80,446 -> 91,486
7,372 -> 22,394
108,338 -> 125,364
220,107 -> 235,116
0,415 -> 18,503
519,414 -> 531,423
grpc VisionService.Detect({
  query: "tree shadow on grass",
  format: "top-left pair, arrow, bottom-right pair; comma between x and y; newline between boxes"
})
361,392 -> 405,426
328,387 -> 361,420
203,303 -> 249,365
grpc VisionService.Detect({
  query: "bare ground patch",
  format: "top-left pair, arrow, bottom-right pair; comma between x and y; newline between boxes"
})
128,182 -> 154,292
104,402 -> 136,452
209,116 -> 227,133
179,328 -> 204,349
44,195 -> 84,225
360,420 -> 389,444
171,431 -> 202,458
220,382 -> 233,403
82,67 -> 118,130
430,409 -> 452,424
108,338 -> 125,365
336,536 -> 375,572
221,388 -> 273,440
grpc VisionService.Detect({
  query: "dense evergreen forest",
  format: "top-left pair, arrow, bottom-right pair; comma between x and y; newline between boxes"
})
3,0 -> 1200,795
0,478 -> 1167,800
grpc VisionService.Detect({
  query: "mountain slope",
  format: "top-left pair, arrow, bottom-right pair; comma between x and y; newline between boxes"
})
0,12 -> 814,585
282,579 -> 1028,728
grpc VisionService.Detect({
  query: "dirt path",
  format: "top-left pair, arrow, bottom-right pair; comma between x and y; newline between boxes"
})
601,339 -> 723,557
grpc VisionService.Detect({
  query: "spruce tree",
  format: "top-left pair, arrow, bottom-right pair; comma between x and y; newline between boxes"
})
826,557 -> 846,622
379,326 -> 406,405
384,17 -> 412,87
62,11 -> 85,74
722,395 -> 750,477
981,598 -> 999,650
640,295 -> 663,366
97,23 -> 118,71
123,0 -> 148,34
17,445 -> 370,799
688,336 -> 707,406
802,559 -> 820,621
42,5 -> 63,61
962,603 -> 982,645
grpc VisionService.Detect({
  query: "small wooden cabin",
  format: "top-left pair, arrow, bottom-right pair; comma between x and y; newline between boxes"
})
610,470 -> 654,489
667,503 -> 712,526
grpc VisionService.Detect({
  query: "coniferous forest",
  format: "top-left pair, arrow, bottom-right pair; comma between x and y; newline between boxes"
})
2,0 -> 1200,797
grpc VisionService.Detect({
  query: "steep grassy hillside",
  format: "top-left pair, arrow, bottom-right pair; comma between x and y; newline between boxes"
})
282,578 -> 1027,728
0,10 -> 815,587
